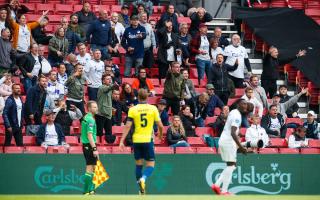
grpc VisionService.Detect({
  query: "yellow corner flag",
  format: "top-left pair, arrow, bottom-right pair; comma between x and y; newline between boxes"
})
92,160 -> 110,189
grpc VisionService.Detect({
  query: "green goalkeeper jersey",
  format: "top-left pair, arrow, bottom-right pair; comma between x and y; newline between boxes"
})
81,113 -> 97,144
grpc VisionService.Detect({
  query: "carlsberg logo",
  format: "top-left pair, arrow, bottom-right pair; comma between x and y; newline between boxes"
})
206,163 -> 292,194
34,166 -> 84,193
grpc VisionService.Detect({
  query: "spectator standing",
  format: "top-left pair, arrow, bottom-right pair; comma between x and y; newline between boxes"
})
132,68 -> 156,96
32,16 -> 52,45
74,2 -> 97,33
157,99 -> 170,126
0,74 -> 12,100
213,27 -> 229,49
0,28 -> 15,75
182,69 -> 196,114
179,23 -> 191,66
194,92 -> 210,127
190,23 -> 212,84
245,114 -> 269,148
179,105 -> 196,137
0,8 -> 10,31
46,70 -> 65,103
121,15 -> 146,77
279,85 -> 299,118
118,4 -> 130,28
241,87 -> 263,117
3,83 -> 24,146
156,4 -> 179,33
120,83 -> 138,107
65,64 -> 86,115
261,46 -> 306,98
86,10 -> 112,60
246,75 -> 268,109
1,0 -> 29,20
60,16 -> 82,54
133,0 -> 154,16
84,49 -> 105,101
208,54 -> 238,104
163,62 -> 185,115
261,104 -> 287,138
224,34 -> 252,88
170,0 -> 193,17
205,84 -> 224,117
38,45 -> 52,75
76,43 -> 91,67
210,38 -> 224,64
112,89 -> 129,126
111,12 -> 125,45
288,126 -> 309,148
189,7 -> 212,36
167,115 -> 190,147
64,53 -> 78,76
68,14 -> 85,42
303,110 -> 319,139
157,20 -> 181,80
48,27 -> 69,67
210,105 -> 229,136
57,63 -> 68,87
25,75 -> 48,125
104,58 -> 121,85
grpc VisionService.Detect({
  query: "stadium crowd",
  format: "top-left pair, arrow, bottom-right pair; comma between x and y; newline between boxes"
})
0,0 -> 319,150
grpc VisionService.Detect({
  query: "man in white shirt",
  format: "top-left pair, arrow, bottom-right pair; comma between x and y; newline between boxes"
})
210,38 -> 224,64
212,99 -> 248,195
111,12 -> 125,44
288,126 -> 309,148
246,75 -> 268,108
245,114 -> 269,148
84,49 -> 105,101
224,34 -> 252,88
46,70 -> 65,103
76,43 -> 91,67
38,45 -> 52,75
57,63 -> 68,91
241,87 -> 263,117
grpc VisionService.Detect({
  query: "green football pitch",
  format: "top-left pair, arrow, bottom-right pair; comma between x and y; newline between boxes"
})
0,195 -> 319,200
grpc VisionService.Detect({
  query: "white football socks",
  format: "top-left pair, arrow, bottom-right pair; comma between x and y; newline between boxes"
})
221,165 -> 236,193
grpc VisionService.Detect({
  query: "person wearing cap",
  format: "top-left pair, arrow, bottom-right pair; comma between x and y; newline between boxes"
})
74,2 -> 97,33
189,7 -> 212,36
132,67 -> 156,96
279,85 -> 299,118
206,83 -> 224,117
208,53 -> 238,105
118,4 -> 130,28
121,15 -> 146,77
190,23 -> 212,85
35,109 -> 68,148
303,111 -> 319,139
261,104 -> 287,138
154,99 -> 169,132
269,88 -> 308,120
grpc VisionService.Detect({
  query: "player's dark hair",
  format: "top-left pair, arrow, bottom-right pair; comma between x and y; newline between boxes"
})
269,104 -> 277,110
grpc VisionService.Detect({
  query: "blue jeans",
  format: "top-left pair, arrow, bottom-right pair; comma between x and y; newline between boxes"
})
195,117 -> 205,127
88,87 -> 99,101
90,44 -> 110,60
23,77 -> 37,93
48,55 -> 63,67
124,56 -> 143,77
196,58 -> 212,81
170,141 -> 190,148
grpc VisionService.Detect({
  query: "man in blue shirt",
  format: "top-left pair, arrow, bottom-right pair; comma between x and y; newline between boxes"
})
121,15 -> 146,77
86,10 -> 112,60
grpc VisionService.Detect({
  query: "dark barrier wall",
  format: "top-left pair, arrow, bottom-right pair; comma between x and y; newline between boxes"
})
0,154 -> 319,194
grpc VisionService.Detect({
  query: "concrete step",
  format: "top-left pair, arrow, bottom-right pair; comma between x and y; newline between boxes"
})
205,22 -> 235,26
207,30 -> 238,35
249,59 -> 263,64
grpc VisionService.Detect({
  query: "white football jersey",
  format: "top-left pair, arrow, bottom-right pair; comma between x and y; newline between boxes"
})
219,109 -> 242,145
224,45 -> 248,78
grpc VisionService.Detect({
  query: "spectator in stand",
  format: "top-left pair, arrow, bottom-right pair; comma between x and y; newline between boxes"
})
167,115 -> 190,147
0,90 -> 5,113
38,45 -> 52,75
32,16 -> 52,45
0,28 -> 15,75
179,105 -> 197,137
224,34 -> 252,88
68,14 -> 85,41
76,43 -> 91,67
86,10 -> 112,61
0,8 -> 10,31
209,105 -> 229,136
156,4 -> 179,33
208,54 -> 238,105
112,89 -> 129,126
303,110 -> 319,139
179,23 -> 191,66
246,75 -> 268,108
3,83 -> 24,146
1,0 -> 29,21
120,83 -> 138,107
54,99 -> 82,136
97,74 -> 116,143
245,114 -> 269,148
182,69 -> 196,115
64,53 -> 78,76
279,85 -> 299,118
132,67 -> 156,96
139,12 -> 157,69
190,23 -> 212,84
19,43 -> 43,92
0,74 -> 12,100
189,7 -> 212,36
133,0 -> 154,16
57,63 -> 68,87
149,19 -> 158,45
60,16 -> 82,54
261,104 -> 287,138
170,0 -> 193,17
213,27 -> 229,49
157,99 -> 170,126
84,49 -> 105,101
36,109 -> 69,148
157,20 -> 181,80
206,84 -> 224,117
241,87 -> 263,117
46,70 -> 65,103
210,38 -> 224,64
288,126 -> 309,148
163,62 -> 185,116
48,27 -> 69,67
121,15 -> 146,77
111,12 -> 125,45
25,75 -> 48,125
104,58 -> 121,85
194,92 -> 210,127
118,4 -> 130,28
261,46 -> 306,98
65,64 -> 86,115
74,2 -> 97,34
269,88 -> 308,120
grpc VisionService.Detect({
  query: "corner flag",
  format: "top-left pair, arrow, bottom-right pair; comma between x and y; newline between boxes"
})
92,160 -> 110,189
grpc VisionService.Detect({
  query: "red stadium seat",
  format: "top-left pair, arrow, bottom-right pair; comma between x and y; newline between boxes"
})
154,87 -> 164,96
213,107 -> 221,116
98,146 -> 112,154
195,127 -> 214,137
149,78 -> 160,87
110,5 -> 122,13
235,88 -> 245,98
175,147 -> 196,154
154,137 -> 165,146
36,4 -> 55,15
270,138 -> 287,147
205,116 -> 217,126
296,70 -> 309,89
72,120 -> 81,134
307,81 -> 320,106
309,140 -> 320,148
155,147 -> 174,154
92,5 -> 110,15
196,147 -> 217,154
286,128 -> 295,138
24,3 -> 36,14
286,118 -> 303,125
239,128 -> 247,137
122,78 -> 134,85
178,17 -> 191,24
300,148 -> 320,154
74,4 -> 85,12
111,146 -> 131,154
4,146 -> 24,153
47,146 -> 68,154
259,148 -> 279,154
68,146 -> 83,154
147,96 -> 160,105
65,136 -> 79,146
24,146 -> 46,154
0,135 -> 4,145
55,4 -> 74,15
149,68 -> 159,78
278,148 -> 300,154
47,15 -> 63,25
23,136 -> 36,146
153,5 -> 166,14
188,137 -> 206,147
227,98 -> 238,106
195,87 -> 206,94
284,64 -> 298,85
112,126 -> 123,135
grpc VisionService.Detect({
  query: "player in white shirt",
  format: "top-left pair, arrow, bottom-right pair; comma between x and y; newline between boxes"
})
224,34 -> 252,88
84,49 -> 105,101
212,99 -> 248,195
76,43 -> 91,67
